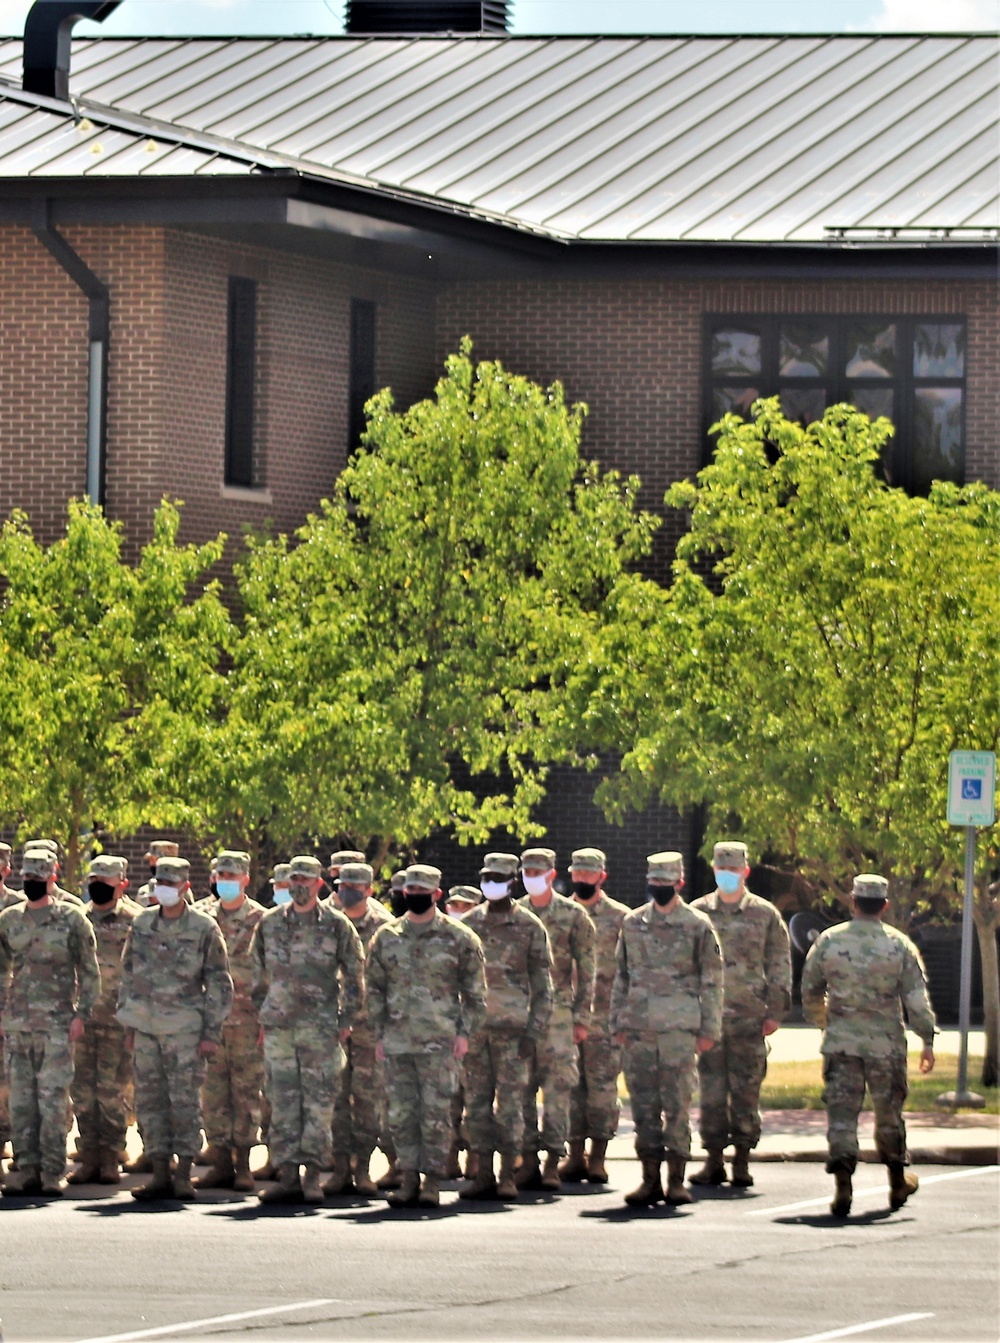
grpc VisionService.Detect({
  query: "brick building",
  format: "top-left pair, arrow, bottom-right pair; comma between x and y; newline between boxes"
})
0,4 -> 996,894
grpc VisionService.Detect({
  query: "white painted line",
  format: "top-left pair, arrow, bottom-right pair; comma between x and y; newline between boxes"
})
74,1299 -> 341,1343
780,1313 -> 935,1343
748,1163 -> 999,1216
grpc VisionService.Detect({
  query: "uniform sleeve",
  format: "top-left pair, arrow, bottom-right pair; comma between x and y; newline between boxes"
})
201,923 -> 234,1042
697,922 -> 724,1040
764,907 -> 793,1021
71,913 -> 101,1018
116,924 -> 135,1018
250,922 -> 268,1011
365,934 -> 388,1039
570,905 -> 597,1025
609,926 -> 629,1035
337,918 -> 365,1031
800,938 -> 828,1028
900,941 -> 937,1047
457,930 -> 487,1039
0,920 -> 12,1019
526,924 -> 554,1040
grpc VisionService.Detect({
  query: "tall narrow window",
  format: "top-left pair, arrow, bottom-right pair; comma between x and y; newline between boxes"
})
349,298 -> 377,451
225,276 -> 257,487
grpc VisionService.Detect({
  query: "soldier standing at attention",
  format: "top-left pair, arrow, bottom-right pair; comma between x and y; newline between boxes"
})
460,852 -> 553,1202
0,848 -> 100,1196
117,856 -> 233,1201
441,886 -> 482,1178
516,847 -> 596,1192
324,860 -> 393,1198
251,855 -> 364,1205
327,851 -> 366,908
801,873 -> 936,1217
69,856 -> 139,1186
366,864 -> 486,1208
0,842 -> 22,1162
135,841 -> 180,907
195,850 -> 266,1194
610,851 -> 723,1208
689,840 -> 791,1189
561,847 -> 630,1185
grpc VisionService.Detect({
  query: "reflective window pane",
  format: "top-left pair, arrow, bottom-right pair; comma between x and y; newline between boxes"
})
848,387 -> 894,421
845,322 -> 896,378
913,388 -> 964,491
711,329 -> 761,376
913,323 -> 965,378
779,323 -> 829,377
712,386 -> 760,419
780,387 -> 826,424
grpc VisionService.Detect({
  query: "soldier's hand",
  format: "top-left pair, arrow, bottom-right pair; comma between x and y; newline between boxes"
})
375,1040 -> 386,1063
257,1027 -> 264,1048
197,1039 -> 219,1056
518,1036 -> 534,1060
919,1046 -> 935,1074
339,1027 -> 352,1044
124,1031 -> 134,1053
696,1036 -> 716,1054
68,1016 -> 85,1043
762,1018 -> 780,1037
573,1024 -> 589,1045
453,1035 -> 469,1060
614,1032 -> 629,1047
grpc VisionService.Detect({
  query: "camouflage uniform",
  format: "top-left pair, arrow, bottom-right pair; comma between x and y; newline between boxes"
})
251,897 -> 364,1171
135,841 -> 180,908
690,885 -> 791,1153
0,860 -> 24,1152
366,901 -> 486,1180
802,898 -> 936,1174
570,890 -> 630,1143
117,895 -> 233,1162
0,869 -> 101,1186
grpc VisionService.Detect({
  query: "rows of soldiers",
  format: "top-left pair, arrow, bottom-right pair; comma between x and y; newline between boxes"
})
0,834 -> 937,1216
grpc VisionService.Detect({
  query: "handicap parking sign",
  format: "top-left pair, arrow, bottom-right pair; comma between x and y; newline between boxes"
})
948,751 -> 995,826
961,779 -> 982,801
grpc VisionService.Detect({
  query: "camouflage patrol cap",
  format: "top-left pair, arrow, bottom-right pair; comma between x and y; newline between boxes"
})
853,873 -> 889,901
570,847 -> 606,873
270,863 -> 291,884
481,852 -> 519,877
155,857 -> 190,883
145,840 -> 179,860
216,850 -> 251,875
0,842 -> 11,861
520,847 -> 557,870
647,851 -> 684,880
330,850 -> 365,868
26,837 -> 60,853
389,870 -> 408,891
713,841 -> 749,867
88,855 -> 126,882
404,864 -> 442,892
21,849 -> 57,878
288,855 -> 323,880
448,885 -> 481,905
339,862 -> 374,887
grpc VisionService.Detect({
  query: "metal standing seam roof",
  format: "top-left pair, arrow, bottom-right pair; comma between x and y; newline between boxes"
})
0,34 -> 996,242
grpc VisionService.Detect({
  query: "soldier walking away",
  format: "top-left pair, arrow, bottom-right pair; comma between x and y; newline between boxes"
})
460,853 -> 553,1202
251,855 -> 364,1205
366,865 -> 486,1209
562,847 -> 630,1185
801,873 -> 936,1217
0,848 -> 100,1197
116,857 -> 233,1201
69,856 -> 140,1186
689,841 -> 791,1189
610,851 -> 723,1208
194,851 -> 266,1194
516,847 -> 596,1192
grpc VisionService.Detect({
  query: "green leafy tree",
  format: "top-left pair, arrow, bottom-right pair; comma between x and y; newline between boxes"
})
0,499 -> 230,889
585,400 -> 1000,1084
190,342 -> 658,871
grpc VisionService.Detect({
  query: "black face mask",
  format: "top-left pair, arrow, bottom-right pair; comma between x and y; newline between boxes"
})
209,881 -> 218,899
649,883 -> 675,906
23,878 -> 48,901
404,891 -> 434,916
149,863 -> 159,877
572,879 -> 599,899
290,883 -> 314,907
89,880 -> 116,905
338,885 -> 367,909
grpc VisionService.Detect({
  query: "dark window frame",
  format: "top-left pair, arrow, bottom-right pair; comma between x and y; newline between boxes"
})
702,313 -> 968,492
349,298 -> 377,453
224,276 -> 258,488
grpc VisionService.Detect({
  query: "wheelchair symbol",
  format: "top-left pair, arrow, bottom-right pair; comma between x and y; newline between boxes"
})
961,779 -> 982,801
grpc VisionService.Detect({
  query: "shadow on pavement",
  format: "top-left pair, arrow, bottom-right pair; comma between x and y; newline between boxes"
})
578,1204 -> 694,1222
774,1208 -> 904,1228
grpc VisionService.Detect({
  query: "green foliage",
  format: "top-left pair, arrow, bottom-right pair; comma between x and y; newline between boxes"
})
0,499 -> 230,888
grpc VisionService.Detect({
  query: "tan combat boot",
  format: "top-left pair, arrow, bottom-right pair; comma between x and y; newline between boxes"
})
124,1149 -> 153,1174
541,1150 -> 562,1191
99,1149 -> 122,1185
301,1163 -> 324,1204
417,1173 -> 440,1207
172,1156 -> 196,1201
558,1139 -> 588,1182
232,1147 -> 255,1193
3,1164 -> 42,1196
690,1150 -> 727,1186
624,1157 -> 663,1206
444,1140 -> 463,1180
322,1153 -> 353,1197
496,1154 -> 519,1201
514,1150 -> 541,1189
830,1166 -> 853,1216
386,1170 -> 420,1207
731,1146 -> 754,1188
664,1155 -> 693,1205
888,1163 -> 918,1211
258,1164 -> 303,1203
193,1144 -> 235,1189
586,1139 -> 609,1184
376,1156 -> 402,1190
253,1150 -> 276,1181
41,1170 -> 67,1196
460,1152 -> 497,1200
68,1148 -> 101,1185
131,1156 -> 173,1201
352,1152 -> 378,1196
463,1150 -> 480,1179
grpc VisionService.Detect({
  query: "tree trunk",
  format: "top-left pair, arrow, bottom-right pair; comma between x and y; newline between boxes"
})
973,881 -> 999,1088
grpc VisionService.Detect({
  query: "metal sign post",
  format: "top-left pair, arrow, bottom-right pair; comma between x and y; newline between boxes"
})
937,750 -> 996,1109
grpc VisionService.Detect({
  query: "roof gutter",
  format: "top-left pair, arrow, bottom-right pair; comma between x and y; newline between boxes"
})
31,201 -> 109,505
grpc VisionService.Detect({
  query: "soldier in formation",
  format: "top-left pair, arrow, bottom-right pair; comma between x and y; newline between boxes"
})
802,872 -> 936,1217
0,842 -> 20,1161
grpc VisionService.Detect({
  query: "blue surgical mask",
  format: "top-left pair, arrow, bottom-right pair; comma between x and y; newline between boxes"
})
216,879 -> 242,902
273,886 -> 291,906
715,869 -> 742,895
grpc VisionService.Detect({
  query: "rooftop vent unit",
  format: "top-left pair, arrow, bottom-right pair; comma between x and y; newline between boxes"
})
22,1 -> 121,101
345,1 -> 509,34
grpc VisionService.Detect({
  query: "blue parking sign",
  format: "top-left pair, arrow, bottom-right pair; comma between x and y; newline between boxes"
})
948,751 -> 996,826
961,779 -> 982,801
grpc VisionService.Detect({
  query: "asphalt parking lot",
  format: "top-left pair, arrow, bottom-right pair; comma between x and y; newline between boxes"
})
0,1162 -> 996,1343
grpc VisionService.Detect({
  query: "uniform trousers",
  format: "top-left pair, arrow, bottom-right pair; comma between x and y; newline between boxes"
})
622,1030 -> 698,1159
697,1027 -> 768,1150
521,1006 -> 577,1155
263,1025 -> 344,1169
133,1029 -> 205,1160
383,1052 -> 458,1175
823,1052 -> 909,1173
569,1029 -> 622,1142
6,1029 -> 74,1177
201,1019 -> 264,1149
464,1031 -> 529,1157
331,1027 -> 386,1160
72,1019 -> 133,1153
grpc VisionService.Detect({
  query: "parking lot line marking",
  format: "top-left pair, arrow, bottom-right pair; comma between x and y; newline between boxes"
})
780,1314 -> 934,1342
748,1163 -> 999,1216
74,1299 -> 341,1343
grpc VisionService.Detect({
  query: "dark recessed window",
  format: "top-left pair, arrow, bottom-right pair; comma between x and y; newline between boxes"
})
225,276 -> 258,487
349,298 -> 377,452
703,315 -> 967,492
